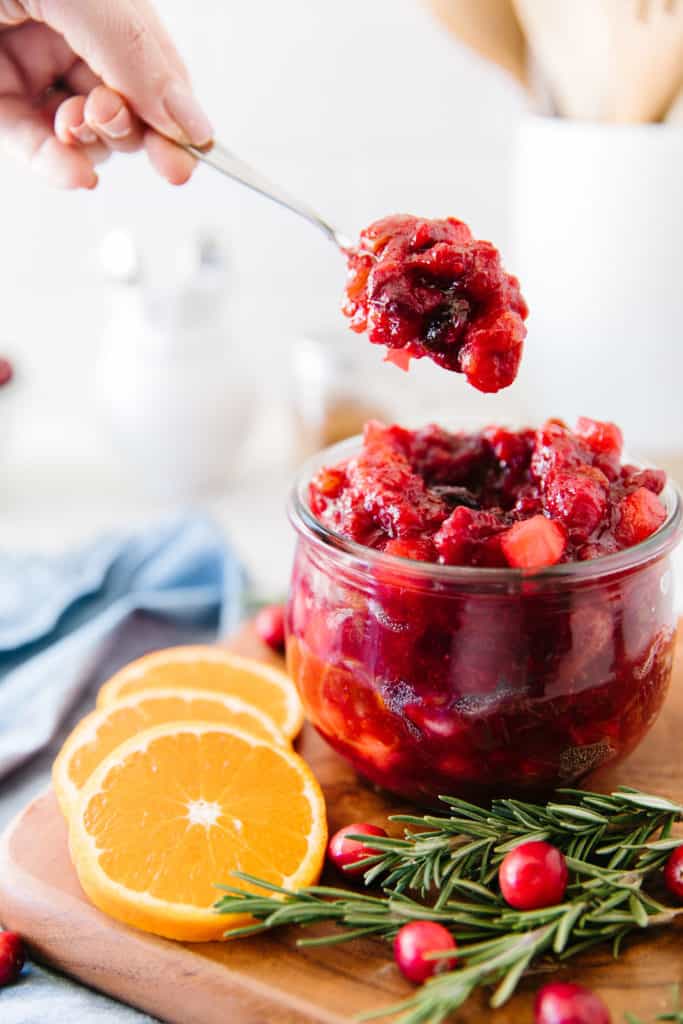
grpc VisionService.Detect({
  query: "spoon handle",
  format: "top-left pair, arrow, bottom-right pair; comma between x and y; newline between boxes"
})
186,141 -> 350,252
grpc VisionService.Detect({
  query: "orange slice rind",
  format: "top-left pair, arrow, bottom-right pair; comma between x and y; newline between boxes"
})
96,646 -> 303,739
68,722 -> 327,942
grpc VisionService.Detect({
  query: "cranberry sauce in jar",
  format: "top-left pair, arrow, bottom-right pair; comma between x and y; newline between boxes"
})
286,421 -> 681,804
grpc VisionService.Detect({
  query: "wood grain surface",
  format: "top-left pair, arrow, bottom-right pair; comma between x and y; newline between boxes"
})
1,625 -> 683,1023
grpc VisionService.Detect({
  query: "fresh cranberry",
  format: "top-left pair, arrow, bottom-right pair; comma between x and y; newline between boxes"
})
663,845 -> 683,900
534,982 -> 611,1024
498,841 -> 568,909
327,823 -> 388,876
500,516 -> 566,570
254,604 -> 286,653
0,357 -> 13,388
0,932 -> 25,987
343,215 -> 527,393
393,921 -> 458,984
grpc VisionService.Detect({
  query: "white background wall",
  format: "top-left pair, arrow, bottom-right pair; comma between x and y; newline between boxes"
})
0,0 -> 529,587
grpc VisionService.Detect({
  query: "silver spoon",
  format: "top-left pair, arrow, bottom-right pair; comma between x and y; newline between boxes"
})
186,141 -> 353,254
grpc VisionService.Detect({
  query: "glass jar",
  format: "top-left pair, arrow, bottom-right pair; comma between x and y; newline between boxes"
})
287,437 -> 682,805
289,333 -> 389,461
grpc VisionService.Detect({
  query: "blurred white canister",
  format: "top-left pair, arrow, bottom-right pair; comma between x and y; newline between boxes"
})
95,233 -> 253,498
512,114 -> 683,473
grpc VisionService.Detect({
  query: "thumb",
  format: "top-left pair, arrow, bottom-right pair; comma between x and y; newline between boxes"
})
39,0 -> 213,145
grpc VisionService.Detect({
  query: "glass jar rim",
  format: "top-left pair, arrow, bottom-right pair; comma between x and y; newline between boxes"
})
289,434 -> 683,584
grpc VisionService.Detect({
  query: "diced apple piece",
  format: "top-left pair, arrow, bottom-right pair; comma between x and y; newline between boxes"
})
501,515 -> 566,570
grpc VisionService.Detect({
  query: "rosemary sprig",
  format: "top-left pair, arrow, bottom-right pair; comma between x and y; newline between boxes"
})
346,787 -> 683,901
216,861 -> 680,1021
214,787 -> 683,1023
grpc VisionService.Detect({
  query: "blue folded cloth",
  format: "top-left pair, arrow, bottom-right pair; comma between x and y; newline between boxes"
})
3,963 -> 156,1024
0,516 -> 244,780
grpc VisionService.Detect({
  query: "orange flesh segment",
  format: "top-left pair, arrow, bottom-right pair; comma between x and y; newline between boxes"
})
89,735 -> 310,902
70,724 -> 327,941
54,689 -> 285,818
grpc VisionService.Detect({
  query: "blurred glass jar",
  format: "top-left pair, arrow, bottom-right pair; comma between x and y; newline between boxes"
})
95,230 -> 254,498
289,333 -> 388,460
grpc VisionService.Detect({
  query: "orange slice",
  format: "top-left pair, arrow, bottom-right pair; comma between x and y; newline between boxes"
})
97,646 -> 303,739
53,688 -> 286,820
69,722 -> 327,942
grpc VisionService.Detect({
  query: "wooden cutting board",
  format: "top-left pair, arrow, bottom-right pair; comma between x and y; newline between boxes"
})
1,624 -> 683,1024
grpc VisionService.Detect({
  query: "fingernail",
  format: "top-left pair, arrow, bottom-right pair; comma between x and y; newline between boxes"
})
97,107 -> 130,140
163,81 -> 213,145
71,123 -> 97,145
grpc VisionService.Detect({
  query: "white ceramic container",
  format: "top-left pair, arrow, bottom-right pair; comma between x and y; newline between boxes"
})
512,114 -> 683,471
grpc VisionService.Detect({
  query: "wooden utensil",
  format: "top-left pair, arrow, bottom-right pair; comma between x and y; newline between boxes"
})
512,0 -> 613,119
605,0 -> 683,122
425,0 -> 529,89
665,85 -> 683,122
513,0 -> 683,121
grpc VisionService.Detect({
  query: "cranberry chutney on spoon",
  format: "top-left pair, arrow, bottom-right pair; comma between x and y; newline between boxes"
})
185,148 -> 526,394
343,214 -> 528,391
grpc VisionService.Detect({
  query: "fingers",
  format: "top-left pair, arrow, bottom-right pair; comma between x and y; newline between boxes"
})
0,93 -> 98,188
0,24 -> 107,189
56,85 -> 147,165
41,0 -> 212,145
132,0 -> 190,82
144,128 -> 196,186
56,88 -> 141,152
54,93 -> 93,144
53,92 -> 113,164
0,1 -> 29,26
0,20 -> 74,95
55,86 -> 197,184
64,58 -> 100,96
83,85 -> 144,152
42,86 -> 109,161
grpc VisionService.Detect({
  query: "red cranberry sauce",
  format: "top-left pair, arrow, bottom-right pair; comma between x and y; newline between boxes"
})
289,419 -> 676,804
309,418 -> 668,568
342,215 -> 528,393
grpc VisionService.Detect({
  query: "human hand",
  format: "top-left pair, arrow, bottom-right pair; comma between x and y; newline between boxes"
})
0,0 -> 213,189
